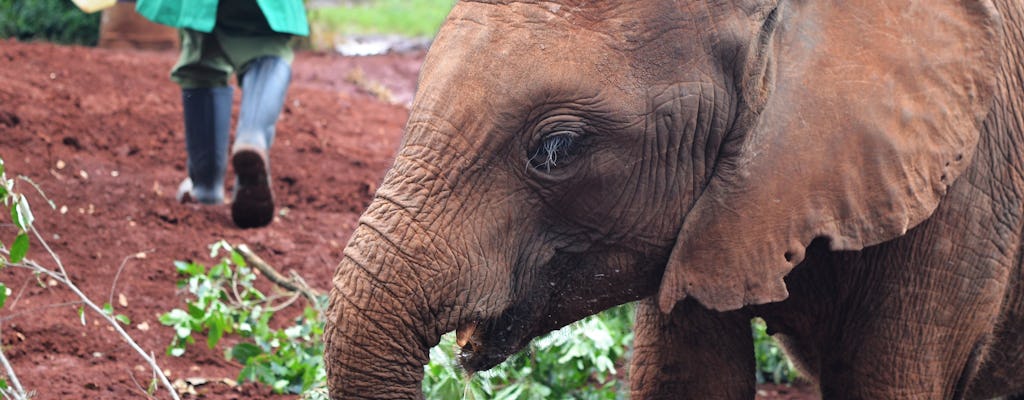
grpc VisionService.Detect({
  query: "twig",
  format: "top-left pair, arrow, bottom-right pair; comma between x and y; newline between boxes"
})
289,272 -> 325,314
264,291 -> 302,313
0,301 -> 83,323
15,176 -> 55,210
7,274 -> 37,311
0,344 -> 27,400
126,366 -> 158,400
235,244 -> 322,304
1,228 -> 181,400
108,249 -> 154,307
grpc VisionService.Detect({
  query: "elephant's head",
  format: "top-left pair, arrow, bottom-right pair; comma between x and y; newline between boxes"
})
325,0 -> 1000,397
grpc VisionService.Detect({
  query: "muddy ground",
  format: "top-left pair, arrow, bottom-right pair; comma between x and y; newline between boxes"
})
0,40 -> 815,399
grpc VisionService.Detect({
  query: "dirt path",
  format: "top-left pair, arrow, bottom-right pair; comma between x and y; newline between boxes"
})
0,39 -> 413,398
0,40 -> 815,399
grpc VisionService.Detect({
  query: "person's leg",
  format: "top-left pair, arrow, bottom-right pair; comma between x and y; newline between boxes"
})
217,31 -> 294,227
177,86 -> 232,204
230,55 -> 291,228
170,29 -> 234,204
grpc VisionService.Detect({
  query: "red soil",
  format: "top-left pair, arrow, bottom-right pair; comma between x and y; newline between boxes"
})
0,40 -> 816,399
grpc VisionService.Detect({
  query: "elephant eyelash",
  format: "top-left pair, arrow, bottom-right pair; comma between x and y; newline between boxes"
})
529,132 -> 578,173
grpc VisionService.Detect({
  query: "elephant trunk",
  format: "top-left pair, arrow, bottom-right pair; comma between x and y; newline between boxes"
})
324,196 -> 463,399
324,226 -> 429,398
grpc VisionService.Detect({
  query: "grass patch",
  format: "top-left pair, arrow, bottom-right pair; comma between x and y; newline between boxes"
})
309,0 -> 457,38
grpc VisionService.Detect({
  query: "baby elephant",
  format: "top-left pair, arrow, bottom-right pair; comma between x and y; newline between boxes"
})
325,0 -> 1024,399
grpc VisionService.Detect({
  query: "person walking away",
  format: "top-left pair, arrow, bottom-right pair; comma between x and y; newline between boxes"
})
136,0 -> 308,228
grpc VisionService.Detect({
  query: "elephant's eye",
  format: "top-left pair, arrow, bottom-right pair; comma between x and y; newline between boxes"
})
529,132 -> 579,173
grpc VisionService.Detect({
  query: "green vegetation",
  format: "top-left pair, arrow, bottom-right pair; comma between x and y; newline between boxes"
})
0,0 -> 100,46
159,242 -> 326,395
753,318 -> 799,385
159,242 -> 634,399
308,0 -> 457,38
424,305 -> 634,399
161,244 -> 799,399
0,159 -> 27,397
424,308 -> 799,399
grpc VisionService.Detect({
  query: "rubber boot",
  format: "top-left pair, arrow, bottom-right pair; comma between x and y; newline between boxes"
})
231,56 -> 291,228
176,86 -> 232,204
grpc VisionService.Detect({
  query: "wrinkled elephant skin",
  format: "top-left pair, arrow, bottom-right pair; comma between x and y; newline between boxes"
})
325,0 -> 1024,399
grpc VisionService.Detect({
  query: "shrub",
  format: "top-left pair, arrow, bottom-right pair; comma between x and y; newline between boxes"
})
159,242 -> 326,395
0,0 -> 101,46
423,304 -> 634,400
161,241 -> 799,398
752,318 -> 799,384
423,309 -> 800,399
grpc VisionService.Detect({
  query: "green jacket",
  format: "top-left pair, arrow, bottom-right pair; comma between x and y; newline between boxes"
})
136,0 -> 309,36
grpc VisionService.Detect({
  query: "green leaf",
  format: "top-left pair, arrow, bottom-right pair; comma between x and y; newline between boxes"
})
102,302 -> 114,315
12,197 -> 33,230
0,377 -> 7,390
9,202 -> 20,230
494,382 -> 525,399
231,250 -> 246,267
9,233 -> 28,263
209,240 -> 231,258
210,261 -> 230,279
175,326 -> 192,339
147,378 -> 158,395
0,283 -> 9,309
169,347 -> 186,357
272,379 -> 289,393
115,314 -> 131,325
230,342 -> 263,364
207,315 -> 225,348
174,260 -> 204,277
159,309 -> 189,326
78,306 -> 86,325
187,302 -> 205,318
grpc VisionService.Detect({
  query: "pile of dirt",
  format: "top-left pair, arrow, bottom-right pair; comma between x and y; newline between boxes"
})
0,40 -> 816,399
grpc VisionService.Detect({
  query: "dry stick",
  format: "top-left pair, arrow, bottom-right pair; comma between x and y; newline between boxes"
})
15,228 -> 181,400
235,244 -> 323,303
108,249 -> 155,308
0,345 -> 27,400
7,274 -> 37,311
125,365 -> 159,400
0,301 -> 82,323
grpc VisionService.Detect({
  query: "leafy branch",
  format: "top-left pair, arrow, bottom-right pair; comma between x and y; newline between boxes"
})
160,241 -> 326,395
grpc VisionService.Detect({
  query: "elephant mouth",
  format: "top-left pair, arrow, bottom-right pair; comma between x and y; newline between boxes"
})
455,319 -> 516,372
454,311 -> 540,373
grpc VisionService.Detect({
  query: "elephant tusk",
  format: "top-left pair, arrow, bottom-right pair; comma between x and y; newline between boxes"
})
456,322 -> 478,348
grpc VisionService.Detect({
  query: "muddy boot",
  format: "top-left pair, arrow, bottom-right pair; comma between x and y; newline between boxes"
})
176,86 -> 232,204
230,56 -> 291,228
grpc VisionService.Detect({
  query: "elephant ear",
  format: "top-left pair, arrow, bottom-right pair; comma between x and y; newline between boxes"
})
658,0 -> 1001,312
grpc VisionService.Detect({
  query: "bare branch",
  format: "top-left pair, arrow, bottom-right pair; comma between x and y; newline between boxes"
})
108,249 -> 154,308
0,344 -> 28,399
235,244 -> 323,305
0,228 -> 181,400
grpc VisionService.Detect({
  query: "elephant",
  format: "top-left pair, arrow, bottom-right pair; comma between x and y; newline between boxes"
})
324,0 -> 1024,398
